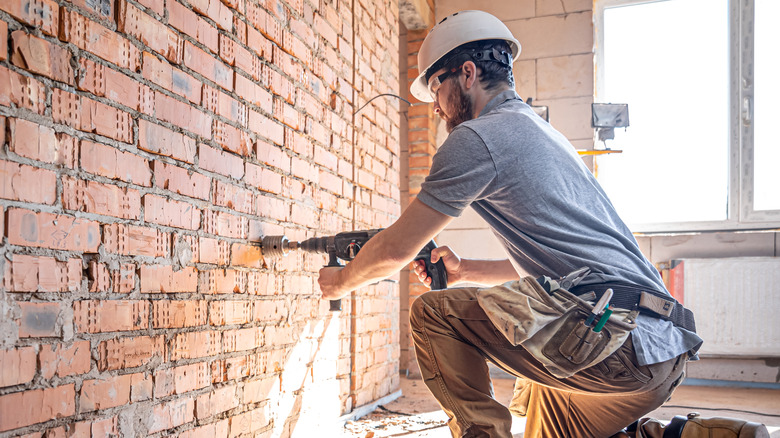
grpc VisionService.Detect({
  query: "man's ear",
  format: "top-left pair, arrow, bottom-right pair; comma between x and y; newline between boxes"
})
462,61 -> 478,89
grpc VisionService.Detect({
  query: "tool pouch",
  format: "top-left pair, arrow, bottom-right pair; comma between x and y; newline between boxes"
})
477,276 -> 636,379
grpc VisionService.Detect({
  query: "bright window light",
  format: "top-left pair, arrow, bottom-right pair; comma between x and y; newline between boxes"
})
753,0 -> 780,211
597,0 -> 729,227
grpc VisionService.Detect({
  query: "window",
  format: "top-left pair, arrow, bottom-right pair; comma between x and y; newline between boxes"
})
594,0 -> 780,232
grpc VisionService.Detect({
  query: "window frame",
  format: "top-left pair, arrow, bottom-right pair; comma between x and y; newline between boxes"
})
594,0 -> 780,233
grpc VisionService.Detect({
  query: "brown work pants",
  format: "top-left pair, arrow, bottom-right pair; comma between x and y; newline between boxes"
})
410,287 -> 687,438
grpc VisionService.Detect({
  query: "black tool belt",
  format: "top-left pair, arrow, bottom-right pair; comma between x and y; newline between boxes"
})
569,282 -> 697,333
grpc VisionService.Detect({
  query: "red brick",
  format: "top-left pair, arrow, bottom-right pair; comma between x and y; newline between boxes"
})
134,0 -> 163,15
139,119 -> 197,163
198,269 -> 247,294
9,119 -> 77,166
214,180 -> 253,214
209,300 -> 252,326
80,375 -> 131,413
168,0 -> 218,53
143,194 -> 201,230
6,254 -> 80,293
251,4 -> 281,46
142,52 -> 201,104
52,89 -> 133,143
251,297 -> 287,321
228,406 -> 267,437
148,398 -> 195,434
0,19 -> 7,61
117,1 -> 182,63
152,300 -> 207,328
195,385 -> 238,420
11,31 -> 73,84
189,0 -> 233,31
98,335 -> 164,371
213,120 -> 251,156
152,161 -> 211,200
73,300 -> 149,333
62,176 -> 142,220
265,64 -> 296,103
0,385 -> 75,432
256,139 -> 290,171
88,261 -> 110,293
151,92 -> 212,140
80,139 -> 151,186
255,194 -> 287,221
203,210 -> 248,238
203,85 -> 248,126
198,237 -> 229,265
0,159 -> 57,205
102,223 -> 171,257
230,242 -> 262,268
174,362 -> 210,394
170,330 -> 221,361
184,41 -> 233,91
18,302 -> 60,338
246,25 -> 272,61
0,65 -> 46,114
222,327 -> 262,353
90,416 -> 119,437
78,57 -> 149,111
246,162 -> 282,193
60,9 -> 141,71
131,372 -> 153,402
69,0 -> 115,22
248,109 -> 284,145
7,208 -> 100,252
140,265 -> 198,293
0,346 -> 36,387
179,420 -> 230,438
235,73 -> 272,114
38,341 -> 91,379
0,0 -> 59,36
319,169 -> 343,195
220,34 -> 260,80
198,144 -> 244,179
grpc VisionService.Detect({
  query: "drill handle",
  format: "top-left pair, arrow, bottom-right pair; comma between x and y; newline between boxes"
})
415,240 -> 449,290
326,252 -> 344,311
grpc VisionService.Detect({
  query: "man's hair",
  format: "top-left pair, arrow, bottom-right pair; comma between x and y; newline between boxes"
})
427,39 -> 515,91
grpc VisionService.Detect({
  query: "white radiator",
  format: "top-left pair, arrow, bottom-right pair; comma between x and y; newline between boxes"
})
662,257 -> 780,357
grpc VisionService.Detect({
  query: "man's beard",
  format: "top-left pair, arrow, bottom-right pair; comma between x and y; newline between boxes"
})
441,83 -> 474,133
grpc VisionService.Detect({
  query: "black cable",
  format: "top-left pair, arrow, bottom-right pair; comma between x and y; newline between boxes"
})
662,405 -> 780,418
376,405 -> 412,416
354,93 -> 411,115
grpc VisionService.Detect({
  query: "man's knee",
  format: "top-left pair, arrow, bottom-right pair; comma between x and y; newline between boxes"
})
409,291 -> 436,331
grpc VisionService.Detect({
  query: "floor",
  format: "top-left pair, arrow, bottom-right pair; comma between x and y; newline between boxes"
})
341,375 -> 780,437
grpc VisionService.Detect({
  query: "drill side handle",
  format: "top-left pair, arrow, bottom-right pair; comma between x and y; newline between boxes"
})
326,252 -> 344,311
415,240 -> 448,290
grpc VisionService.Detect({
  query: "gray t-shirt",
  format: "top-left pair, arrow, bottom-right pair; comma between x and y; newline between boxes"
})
418,90 -> 701,365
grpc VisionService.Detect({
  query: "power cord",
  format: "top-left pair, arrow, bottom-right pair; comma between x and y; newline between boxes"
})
355,93 -> 411,115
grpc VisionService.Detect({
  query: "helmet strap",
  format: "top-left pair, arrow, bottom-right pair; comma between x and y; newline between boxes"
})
470,48 -> 512,66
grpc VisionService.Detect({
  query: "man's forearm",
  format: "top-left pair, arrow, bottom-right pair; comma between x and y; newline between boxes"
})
457,258 -> 520,286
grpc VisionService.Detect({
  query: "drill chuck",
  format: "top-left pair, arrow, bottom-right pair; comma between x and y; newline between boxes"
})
261,235 -> 299,257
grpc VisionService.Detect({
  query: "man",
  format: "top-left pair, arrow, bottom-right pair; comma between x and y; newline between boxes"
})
318,10 -> 702,437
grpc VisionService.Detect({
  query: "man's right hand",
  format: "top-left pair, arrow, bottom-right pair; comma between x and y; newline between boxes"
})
412,245 -> 463,288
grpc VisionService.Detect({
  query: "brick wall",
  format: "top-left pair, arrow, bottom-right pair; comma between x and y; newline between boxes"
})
0,0 -> 401,435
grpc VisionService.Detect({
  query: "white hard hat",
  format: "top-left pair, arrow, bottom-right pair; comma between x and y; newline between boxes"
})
410,10 -> 521,103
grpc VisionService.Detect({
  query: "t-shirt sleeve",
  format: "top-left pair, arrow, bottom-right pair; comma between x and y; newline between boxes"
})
417,126 -> 497,217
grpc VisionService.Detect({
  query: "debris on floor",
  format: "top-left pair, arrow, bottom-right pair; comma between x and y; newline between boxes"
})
343,406 -> 448,437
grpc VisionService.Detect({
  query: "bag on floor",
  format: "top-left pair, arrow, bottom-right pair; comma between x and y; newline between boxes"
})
629,413 -> 769,438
